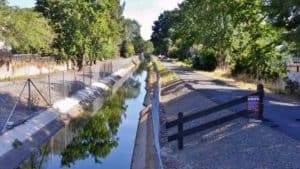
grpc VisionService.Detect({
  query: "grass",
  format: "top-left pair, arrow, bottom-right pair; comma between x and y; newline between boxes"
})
172,58 -> 287,94
172,58 -> 192,69
151,56 -> 179,86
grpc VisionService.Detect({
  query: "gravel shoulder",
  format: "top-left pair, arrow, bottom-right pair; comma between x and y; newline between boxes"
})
159,60 -> 300,169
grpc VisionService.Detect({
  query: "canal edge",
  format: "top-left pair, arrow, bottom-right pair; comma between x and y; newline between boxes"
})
131,60 -> 163,169
0,57 -> 143,169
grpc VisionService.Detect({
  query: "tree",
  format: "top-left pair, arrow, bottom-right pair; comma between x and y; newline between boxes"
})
0,7 -> 55,54
36,0 -> 123,68
61,89 -> 127,166
142,41 -> 154,54
122,19 -> 145,54
151,0 -> 286,80
120,40 -> 135,58
265,0 -> 300,53
151,10 -> 179,56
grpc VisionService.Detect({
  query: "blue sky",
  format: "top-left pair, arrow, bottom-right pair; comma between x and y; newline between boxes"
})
8,0 -> 183,40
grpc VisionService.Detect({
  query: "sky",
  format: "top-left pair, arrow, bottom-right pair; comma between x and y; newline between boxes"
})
7,0 -> 184,40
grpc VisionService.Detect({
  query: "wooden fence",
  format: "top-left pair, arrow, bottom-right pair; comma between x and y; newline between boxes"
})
166,84 -> 264,150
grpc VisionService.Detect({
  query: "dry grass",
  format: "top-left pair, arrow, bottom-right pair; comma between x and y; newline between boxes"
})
146,62 -> 157,88
152,57 -> 179,86
196,69 -> 259,90
172,59 -> 286,94
196,69 -> 288,93
172,58 -> 192,69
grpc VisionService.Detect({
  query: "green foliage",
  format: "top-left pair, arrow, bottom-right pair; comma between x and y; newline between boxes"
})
265,0 -> 300,52
123,19 -> 142,53
142,41 -> 154,54
61,89 -> 126,166
151,0 -> 289,81
283,77 -> 299,94
0,7 -> 55,54
192,49 -> 217,71
122,19 -> 151,55
151,10 -> 179,56
120,40 -> 135,58
36,0 -> 123,68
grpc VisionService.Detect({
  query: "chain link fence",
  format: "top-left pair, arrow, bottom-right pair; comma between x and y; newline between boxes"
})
0,56 -> 139,134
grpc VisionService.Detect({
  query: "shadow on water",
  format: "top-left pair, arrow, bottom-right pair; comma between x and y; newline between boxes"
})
18,64 -> 147,169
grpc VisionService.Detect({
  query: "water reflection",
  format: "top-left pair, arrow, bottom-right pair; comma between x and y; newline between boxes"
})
61,89 -> 126,167
19,69 -> 146,169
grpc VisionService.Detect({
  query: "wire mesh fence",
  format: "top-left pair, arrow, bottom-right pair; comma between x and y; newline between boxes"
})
0,56 -> 139,133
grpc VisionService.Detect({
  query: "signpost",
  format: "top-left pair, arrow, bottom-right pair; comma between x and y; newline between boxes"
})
247,96 -> 259,113
247,84 -> 264,121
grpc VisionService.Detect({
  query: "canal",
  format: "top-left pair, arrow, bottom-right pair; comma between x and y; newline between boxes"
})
18,65 -> 147,169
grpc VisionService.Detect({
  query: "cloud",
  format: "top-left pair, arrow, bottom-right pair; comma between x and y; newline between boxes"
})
123,0 -> 184,40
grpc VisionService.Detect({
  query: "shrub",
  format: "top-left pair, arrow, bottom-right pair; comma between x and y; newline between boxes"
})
120,41 -> 135,58
283,77 -> 299,94
192,50 -> 217,71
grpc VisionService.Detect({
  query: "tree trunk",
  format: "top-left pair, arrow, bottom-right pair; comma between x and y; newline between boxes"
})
77,51 -> 84,70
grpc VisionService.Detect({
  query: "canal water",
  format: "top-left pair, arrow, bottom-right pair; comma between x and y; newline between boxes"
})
18,65 -> 147,169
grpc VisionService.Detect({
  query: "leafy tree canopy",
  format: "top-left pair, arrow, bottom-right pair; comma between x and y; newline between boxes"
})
0,7 -> 55,54
151,0 -> 291,80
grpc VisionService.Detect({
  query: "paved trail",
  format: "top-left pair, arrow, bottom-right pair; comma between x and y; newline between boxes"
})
162,60 -> 300,141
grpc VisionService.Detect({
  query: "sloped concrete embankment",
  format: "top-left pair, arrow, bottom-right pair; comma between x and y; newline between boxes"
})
0,57 -> 141,169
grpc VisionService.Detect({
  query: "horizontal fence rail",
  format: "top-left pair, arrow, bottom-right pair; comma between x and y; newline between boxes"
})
166,84 -> 264,150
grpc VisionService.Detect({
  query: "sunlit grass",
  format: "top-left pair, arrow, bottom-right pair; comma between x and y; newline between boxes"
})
172,59 -> 286,94
151,56 -> 179,86
172,58 -> 192,69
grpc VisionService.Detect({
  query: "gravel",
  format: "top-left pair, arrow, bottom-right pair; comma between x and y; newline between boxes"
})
160,61 -> 300,169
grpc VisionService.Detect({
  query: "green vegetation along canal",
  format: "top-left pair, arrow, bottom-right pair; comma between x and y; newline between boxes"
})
18,66 -> 147,169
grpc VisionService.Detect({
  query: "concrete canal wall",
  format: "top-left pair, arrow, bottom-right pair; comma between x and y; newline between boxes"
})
0,56 -> 142,169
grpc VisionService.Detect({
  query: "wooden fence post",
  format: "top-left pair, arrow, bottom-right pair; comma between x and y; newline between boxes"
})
178,112 -> 184,150
257,84 -> 264,120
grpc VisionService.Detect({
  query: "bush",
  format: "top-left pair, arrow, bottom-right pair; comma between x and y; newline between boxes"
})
120,41 -> 135,58
192,50 -> 217,71
283,77 -> 299,94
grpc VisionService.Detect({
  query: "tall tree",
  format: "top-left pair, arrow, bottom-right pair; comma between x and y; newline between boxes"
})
122,19 -> 146,54
151,10 -> 179,56
152,0 -> 286,80
266,0 -> 300,53
36,0 -> 123,68
0,8 -> 55,54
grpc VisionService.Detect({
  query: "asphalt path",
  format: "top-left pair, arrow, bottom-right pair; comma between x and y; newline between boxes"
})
162,60 -> 300,141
